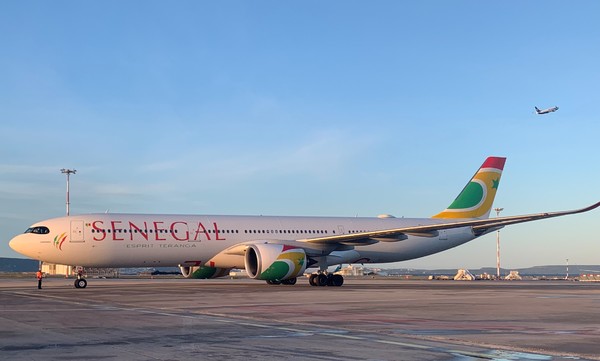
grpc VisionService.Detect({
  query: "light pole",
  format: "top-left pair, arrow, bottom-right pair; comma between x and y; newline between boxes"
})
494,207 -> 504,279
60,169 -> 76,216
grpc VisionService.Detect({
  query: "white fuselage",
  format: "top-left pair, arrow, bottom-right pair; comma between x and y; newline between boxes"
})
10,213 -> 478,269
536,106 -> 558,114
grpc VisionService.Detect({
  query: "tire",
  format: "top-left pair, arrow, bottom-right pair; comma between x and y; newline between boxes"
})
330,274 -> 344,287
282,278 -> 297,285
316,273 -> 328,287
75,279 -> 87,289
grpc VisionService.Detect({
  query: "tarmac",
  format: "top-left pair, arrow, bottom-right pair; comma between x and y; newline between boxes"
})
1,276 -> 599,361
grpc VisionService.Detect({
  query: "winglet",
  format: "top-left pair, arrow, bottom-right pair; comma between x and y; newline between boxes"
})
432,156 -> 506,219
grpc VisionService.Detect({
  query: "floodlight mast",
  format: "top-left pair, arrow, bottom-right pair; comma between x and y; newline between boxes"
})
60,169 -> 77,216
494,207 -> 504,279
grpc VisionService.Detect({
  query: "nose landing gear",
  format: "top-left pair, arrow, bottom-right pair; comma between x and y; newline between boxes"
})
74,278 -> 87,288
73,266 -> 87,288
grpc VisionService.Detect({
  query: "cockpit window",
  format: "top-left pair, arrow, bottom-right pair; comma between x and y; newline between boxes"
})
25,226 -> 50,234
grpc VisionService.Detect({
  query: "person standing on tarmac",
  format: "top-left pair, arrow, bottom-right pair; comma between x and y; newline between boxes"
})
36,269 -> 43,289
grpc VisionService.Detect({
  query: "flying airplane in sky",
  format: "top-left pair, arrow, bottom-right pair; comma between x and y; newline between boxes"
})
535,106 -> 559,114
9,157 -> 600,288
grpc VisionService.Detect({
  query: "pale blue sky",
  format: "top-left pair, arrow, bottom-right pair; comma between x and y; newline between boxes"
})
1,2 -> 599,269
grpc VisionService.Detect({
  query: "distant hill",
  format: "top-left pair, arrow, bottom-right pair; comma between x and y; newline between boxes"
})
388,265 -> 600,277
1,257 -> 598,276
0,258 -> 38,272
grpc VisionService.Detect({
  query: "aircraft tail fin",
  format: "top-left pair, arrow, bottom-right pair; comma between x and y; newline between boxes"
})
432,157 -> 506,219
535,106 -> 541,113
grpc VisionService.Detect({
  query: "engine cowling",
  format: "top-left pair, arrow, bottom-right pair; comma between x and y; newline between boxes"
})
244,244 -> 307,281
192,266 -> 230,279
179,266 -> 193,278
179,266 -> 229,279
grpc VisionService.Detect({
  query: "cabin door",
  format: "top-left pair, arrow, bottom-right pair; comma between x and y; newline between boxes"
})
70,220 -> 85,242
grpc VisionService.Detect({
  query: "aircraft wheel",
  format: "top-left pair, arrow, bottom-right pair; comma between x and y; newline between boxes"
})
309,274 -> 318,286
282,277 -> 297,285
266,279 -> 281,285
329,274 -> 344,287
74,278 -> 87,289
316,274 -> 328,287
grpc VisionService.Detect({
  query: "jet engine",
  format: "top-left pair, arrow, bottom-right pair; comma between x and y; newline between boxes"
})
192,266 -> 230,279
179,266 -> 194,278
179,265 -> 229,279
244,243 -> 307,281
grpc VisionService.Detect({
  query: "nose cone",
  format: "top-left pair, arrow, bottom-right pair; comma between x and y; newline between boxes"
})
9,234 -> 28,257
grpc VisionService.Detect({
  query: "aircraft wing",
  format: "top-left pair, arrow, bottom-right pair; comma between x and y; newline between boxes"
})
299,201 -> 600,245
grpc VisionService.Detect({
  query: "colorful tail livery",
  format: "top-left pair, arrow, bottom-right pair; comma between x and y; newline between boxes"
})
433,157 -> 506,219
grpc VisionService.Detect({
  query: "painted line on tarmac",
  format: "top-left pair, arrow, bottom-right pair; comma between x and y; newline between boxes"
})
124,304 -> 451,353
1,290 -> 511,358
319,333 -> 364,341
447,349 -> 495,360
374,339 -> 432,350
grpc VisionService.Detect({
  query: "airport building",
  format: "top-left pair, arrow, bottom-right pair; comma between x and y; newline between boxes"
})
335,265 -> 367,276
42,263 -> 119,278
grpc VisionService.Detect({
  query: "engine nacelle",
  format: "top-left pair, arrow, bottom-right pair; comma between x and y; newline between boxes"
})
244,243 -> 307,281
179,265 -> 229,279
179,266 -> 193,278
192,266 -> 230,279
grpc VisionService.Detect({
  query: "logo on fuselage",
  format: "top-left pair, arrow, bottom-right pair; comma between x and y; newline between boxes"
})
53,232 -> 67,250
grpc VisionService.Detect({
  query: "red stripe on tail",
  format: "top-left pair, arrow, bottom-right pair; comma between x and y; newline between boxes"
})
481,156 -> 506,170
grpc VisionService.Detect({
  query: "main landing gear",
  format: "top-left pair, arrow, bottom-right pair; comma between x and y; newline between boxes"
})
308,273 -> 344,287
265,278 -> 297,285
265,274 -> 343,286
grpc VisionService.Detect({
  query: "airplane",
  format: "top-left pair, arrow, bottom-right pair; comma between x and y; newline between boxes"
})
9,157 -> 600,288
535,106 -> 559,114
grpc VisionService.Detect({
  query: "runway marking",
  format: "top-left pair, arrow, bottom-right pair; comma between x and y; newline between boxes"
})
236,322 -> 273,329
374,339 -> 432,350
277,326 -> 313,333
318,333 -> 364,340
5,290 -> 456,355
1,288 -> 580,360
447,349 -> 496,360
